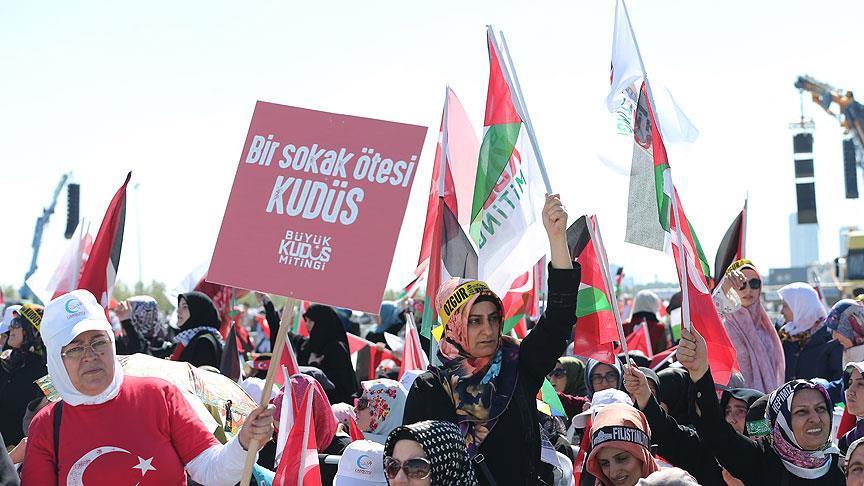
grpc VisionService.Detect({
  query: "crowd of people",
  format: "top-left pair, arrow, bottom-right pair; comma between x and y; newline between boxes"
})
2,195 -> 864,485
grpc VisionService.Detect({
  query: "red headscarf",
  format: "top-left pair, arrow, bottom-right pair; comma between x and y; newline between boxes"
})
271,374 -> 338,451
586,404 -> 659,485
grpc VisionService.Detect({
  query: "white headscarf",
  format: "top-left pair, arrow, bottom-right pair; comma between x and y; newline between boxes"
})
778,283 -> 828,336
43,290 -> 125,406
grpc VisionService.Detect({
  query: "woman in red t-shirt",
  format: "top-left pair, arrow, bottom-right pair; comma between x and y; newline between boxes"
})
21,289 -> 274,486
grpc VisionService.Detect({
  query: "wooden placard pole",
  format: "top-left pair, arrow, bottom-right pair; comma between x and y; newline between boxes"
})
239,298 -> 297,486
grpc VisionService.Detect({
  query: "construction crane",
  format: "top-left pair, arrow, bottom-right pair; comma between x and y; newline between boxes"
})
19,173 -> 72,302
795,75 -> 864,153
795,75 -> 864,298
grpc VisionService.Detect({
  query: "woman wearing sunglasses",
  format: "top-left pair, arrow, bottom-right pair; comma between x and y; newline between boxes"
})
0,304 -> 46,449
402,196 -> 579,486
777,282 -> 842,382
713,259 -> 785,393
383,420 -> 477,486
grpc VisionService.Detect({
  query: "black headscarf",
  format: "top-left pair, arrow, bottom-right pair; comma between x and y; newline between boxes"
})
2,304 -> 45,372
719,388 -> 765,414
657,367 -> 692,426
639,366 -> 661,396
178,291 -> 220,331
303,304 -> 349,354
384,420 -> 478,486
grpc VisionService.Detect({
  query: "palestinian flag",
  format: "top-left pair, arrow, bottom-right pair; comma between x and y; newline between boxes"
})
420,88 -> 479,339
78,172 -> 130,307
537,378 -> 566,417
713,199 -> 747,286
218,322 -> 243,382
567,215 -> 618,364
471,26 -> 547,296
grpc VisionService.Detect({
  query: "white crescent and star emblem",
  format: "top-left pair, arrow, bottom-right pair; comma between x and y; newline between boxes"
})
66,447 -> 157,486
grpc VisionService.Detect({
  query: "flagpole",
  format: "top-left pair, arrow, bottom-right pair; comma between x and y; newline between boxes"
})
439,87 -> 450,198
741,194 -> 748,259
586,215 -> 629,357
240,298 -> 297,486
494,28 -> 554,194
620,0 -> 692,331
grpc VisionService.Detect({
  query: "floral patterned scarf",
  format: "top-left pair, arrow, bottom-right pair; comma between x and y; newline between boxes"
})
431,278 -> 519,456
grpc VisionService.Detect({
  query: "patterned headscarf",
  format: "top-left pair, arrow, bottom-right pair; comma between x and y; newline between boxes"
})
359,378 -> 408,444
127,296 -> 164,339
767,380 -> 838,479
825,299 -> 864,347
384,420 -> 478,486
431,278 -> 518,457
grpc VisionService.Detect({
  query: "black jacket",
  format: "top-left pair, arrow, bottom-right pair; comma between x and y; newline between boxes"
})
403,265 -> 580,486
690,369 -> 844,485
115,319 -> 149,356
782,326 -> 843,382
0,353 -> 47,446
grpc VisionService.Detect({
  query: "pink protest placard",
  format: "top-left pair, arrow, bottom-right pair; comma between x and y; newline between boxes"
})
208,101 -> 427,313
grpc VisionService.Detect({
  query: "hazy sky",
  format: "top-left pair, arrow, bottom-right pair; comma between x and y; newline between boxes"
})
2,0 -> 863,300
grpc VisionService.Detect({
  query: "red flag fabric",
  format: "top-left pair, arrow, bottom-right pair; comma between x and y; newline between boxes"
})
649,345 -> 677,368
347,415 -> 365,442
617,324 -> 653,358
274,385 -> 322,486
398,316 -> 429,380
416,88 -> 479,276
77,172 -> 131,307
837,407 -> 856,440
275,340 -> 301,388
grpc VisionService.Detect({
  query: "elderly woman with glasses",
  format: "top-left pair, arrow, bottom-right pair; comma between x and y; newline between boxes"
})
21,290 -> 275,486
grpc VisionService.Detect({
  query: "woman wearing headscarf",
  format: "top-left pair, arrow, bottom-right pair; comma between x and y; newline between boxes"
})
548,357 -> 589,420
384,420 -> 477,486
712,260 -> 785,393
0,304 -> 46,447
777,282 -> 842,382
847,437 -> 864,486
113,296 -> 160,355
402,195 -> 579,486
585,404 -> 659,486
366,301 -> 408,345
838,362 -> 864,454
678,326 -> 844,484
300,304 -> 361,404
355,378 -> 408,444
171,291 -> 224,368
584,359 -> 623,399
825,299 -> 864,366
22,290 -> 274,485
654,368 -> 692,426
623,290 -> 671,354
272,373 -> 348,484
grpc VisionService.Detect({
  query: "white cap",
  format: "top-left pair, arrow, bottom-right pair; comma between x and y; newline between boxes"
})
42,290 -> 113,349
572,388 -> 634,428
334,440 -> 388,486
0,305 -> 22,334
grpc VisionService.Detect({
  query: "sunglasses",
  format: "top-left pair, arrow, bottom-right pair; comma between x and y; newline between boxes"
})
383,456 -> 431,480
354,397 -> 369,411
738,279 -> 762,291
547,368 -> 567,379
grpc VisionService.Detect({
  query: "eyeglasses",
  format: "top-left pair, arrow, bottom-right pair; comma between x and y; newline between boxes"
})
354,397 -> 369,411
547,368 -> 567,379
61,338 -> 112,359
383,456 -> 432,480
590,372 -> 619,386
738,279 -> 761,291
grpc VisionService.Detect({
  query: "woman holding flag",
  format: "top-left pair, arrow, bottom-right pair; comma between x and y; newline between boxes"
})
403,195 -> 579,486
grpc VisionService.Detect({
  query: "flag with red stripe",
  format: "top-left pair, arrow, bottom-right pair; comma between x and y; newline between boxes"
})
274,384 -> 322,486
77,172 -> 130,307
